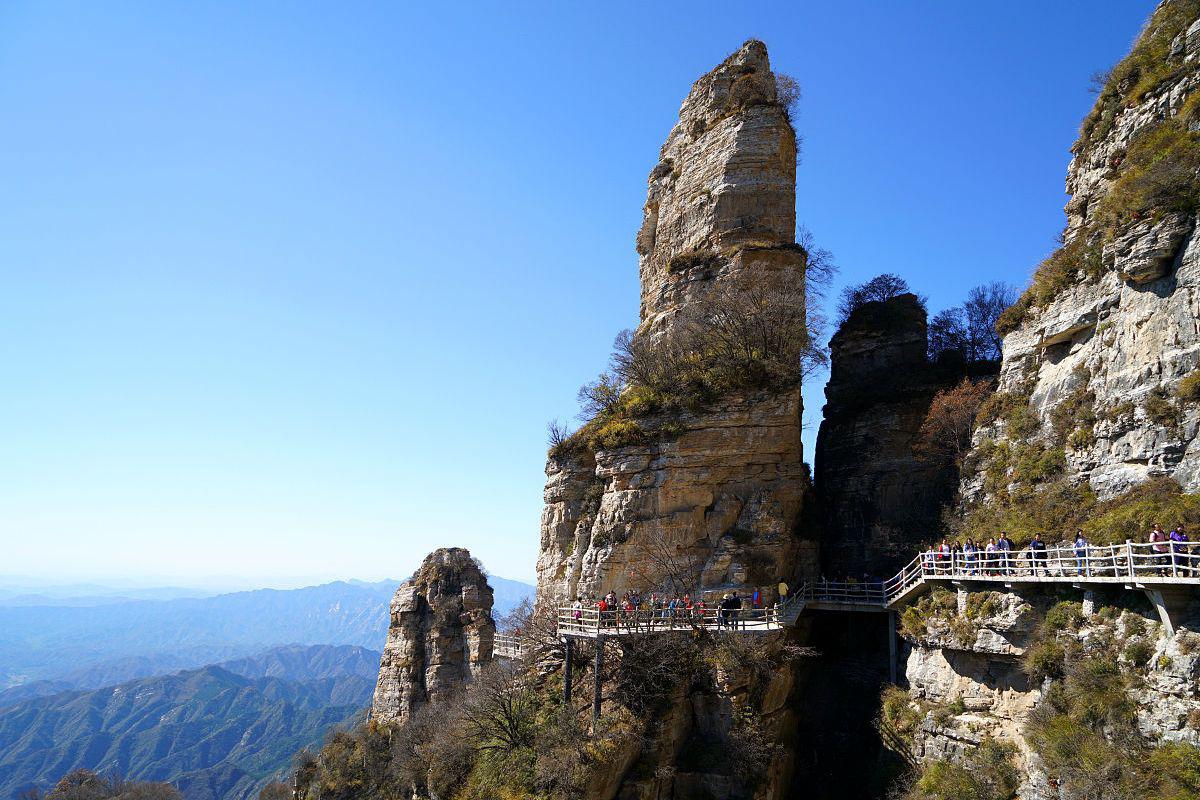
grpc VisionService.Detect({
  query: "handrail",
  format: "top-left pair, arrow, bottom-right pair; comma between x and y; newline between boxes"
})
493,633 -> 524,659
556,604 -> 783,638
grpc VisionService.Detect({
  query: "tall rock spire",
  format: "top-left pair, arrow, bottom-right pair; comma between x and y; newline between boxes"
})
636,39 -> 802,339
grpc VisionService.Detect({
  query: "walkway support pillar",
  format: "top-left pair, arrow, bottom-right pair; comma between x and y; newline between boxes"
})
563,637 -> 573,704
1146,589 -> 1176,636
593,640 -> 603,722
887,609 -> 898,685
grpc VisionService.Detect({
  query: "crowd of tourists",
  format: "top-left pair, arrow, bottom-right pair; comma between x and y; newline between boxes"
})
921,524 -> 1197,578
567,588 -> 772,631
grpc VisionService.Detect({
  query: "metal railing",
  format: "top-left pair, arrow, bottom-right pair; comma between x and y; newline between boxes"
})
801,580 -> 887,605
890,539 -> 1200,601
553,540 -> 1200,638
494,633 -> 524,659
556,604 -> 784,638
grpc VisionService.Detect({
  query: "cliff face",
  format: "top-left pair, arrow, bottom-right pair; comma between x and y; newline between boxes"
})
898,587 -> 1200,799
964,1 -> 1200,504
536,40 -> 814,613
537,390 -> 813,608
816,295 -> 982,577
636,39 -> 803,341
371,548 -> 495,724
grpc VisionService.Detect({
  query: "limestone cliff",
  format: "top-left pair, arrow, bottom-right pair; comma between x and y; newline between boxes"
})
536,40 -> 815,613
895,586 -> 1200,799
965,0 -> 1200,506
816,295 -> 992,578
636,39 -> 804,342
371,548 -> 495,724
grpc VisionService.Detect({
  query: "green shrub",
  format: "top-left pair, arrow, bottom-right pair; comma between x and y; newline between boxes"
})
1147,388 -> 1182,427
1098,119 -> 1200,228
908,738 -> 1019,800
1085,477 -> 1200,545
1025,639 -> 1066,683
1178,370 -> 1200,403
1124,638 -> 1154,668
1077,0 -> 1200,146
1044,601 -> 1084,634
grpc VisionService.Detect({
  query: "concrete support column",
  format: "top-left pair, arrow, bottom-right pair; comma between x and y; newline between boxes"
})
1145,589 -> 1176,636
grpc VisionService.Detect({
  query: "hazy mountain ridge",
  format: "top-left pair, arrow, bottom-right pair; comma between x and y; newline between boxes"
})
0,645 -> 381,800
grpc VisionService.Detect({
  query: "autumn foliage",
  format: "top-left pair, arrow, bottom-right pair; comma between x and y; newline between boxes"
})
915,378 -> 994,468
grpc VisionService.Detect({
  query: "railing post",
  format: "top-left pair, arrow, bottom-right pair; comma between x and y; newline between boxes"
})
1126,539 -> 1135,579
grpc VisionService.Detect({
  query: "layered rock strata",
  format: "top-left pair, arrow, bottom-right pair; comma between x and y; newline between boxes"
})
966,1 -> 1200,502
816,295 -> 991,577
371,547 -> 495,724
536,39 -> 815,612
636,39 -> 804,341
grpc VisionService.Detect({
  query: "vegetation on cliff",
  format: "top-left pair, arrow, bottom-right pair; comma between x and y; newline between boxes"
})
998,0 -> 1200,335
551,262 -> 829,456
890,592 -> 1200,800
294,627 -> 799,800
22,770 -> 181,800
1021,600 -> 1200,800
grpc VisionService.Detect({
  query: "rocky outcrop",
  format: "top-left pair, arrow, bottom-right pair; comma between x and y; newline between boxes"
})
816,295 -> 990,577
536,40 -> 815,613
636,39 -> 803,341
967,1 -> 1200,502
537,390 -> 814,609
533,40 -> 816,800
898,587 -> 1200,799
371,548 -> 495,724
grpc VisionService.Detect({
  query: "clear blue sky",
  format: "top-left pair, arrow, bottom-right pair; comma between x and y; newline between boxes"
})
0,2 -> 1152,589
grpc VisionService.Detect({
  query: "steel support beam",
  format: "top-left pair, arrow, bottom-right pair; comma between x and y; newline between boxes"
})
563,637 -> 573,704
887,609 -> 898,685
593,640 -> 603,722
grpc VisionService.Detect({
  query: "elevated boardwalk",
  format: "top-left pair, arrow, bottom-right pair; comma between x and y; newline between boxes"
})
544,539 -> 1200,720
555,540 -> 1200,640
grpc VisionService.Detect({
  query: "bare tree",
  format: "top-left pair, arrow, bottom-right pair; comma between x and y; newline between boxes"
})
459,660 -> 539,753
577,371 -> 623,419
928,308 -> 969,363
963,282 -> 1016,361
546,419 -> 573,451
838,274 -> 923,323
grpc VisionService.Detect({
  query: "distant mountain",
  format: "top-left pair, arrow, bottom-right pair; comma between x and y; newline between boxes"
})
0,576 -> 534,698
0,581 -> 395,689
0,645 -> 379,800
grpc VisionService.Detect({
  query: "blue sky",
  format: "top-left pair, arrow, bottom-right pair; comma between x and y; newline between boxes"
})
0,2 -> 1152,588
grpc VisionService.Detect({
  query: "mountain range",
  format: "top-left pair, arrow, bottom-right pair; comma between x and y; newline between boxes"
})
0,644 -> 379,800
0,576 -> 533,695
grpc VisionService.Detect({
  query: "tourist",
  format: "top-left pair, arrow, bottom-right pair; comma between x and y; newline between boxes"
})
963,539 -> 978,575
571,596 -> 583,630
984,538 -> 997,576
778,580 -> 789,602
1073,530 -> 1089,577
997,533 -> 1013,575
1151,523 -> 1170,575
1028,533 -> 1048,576
1171,525 -> 1191,576
950,540 -> 963,573
730,591 -> 743,630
